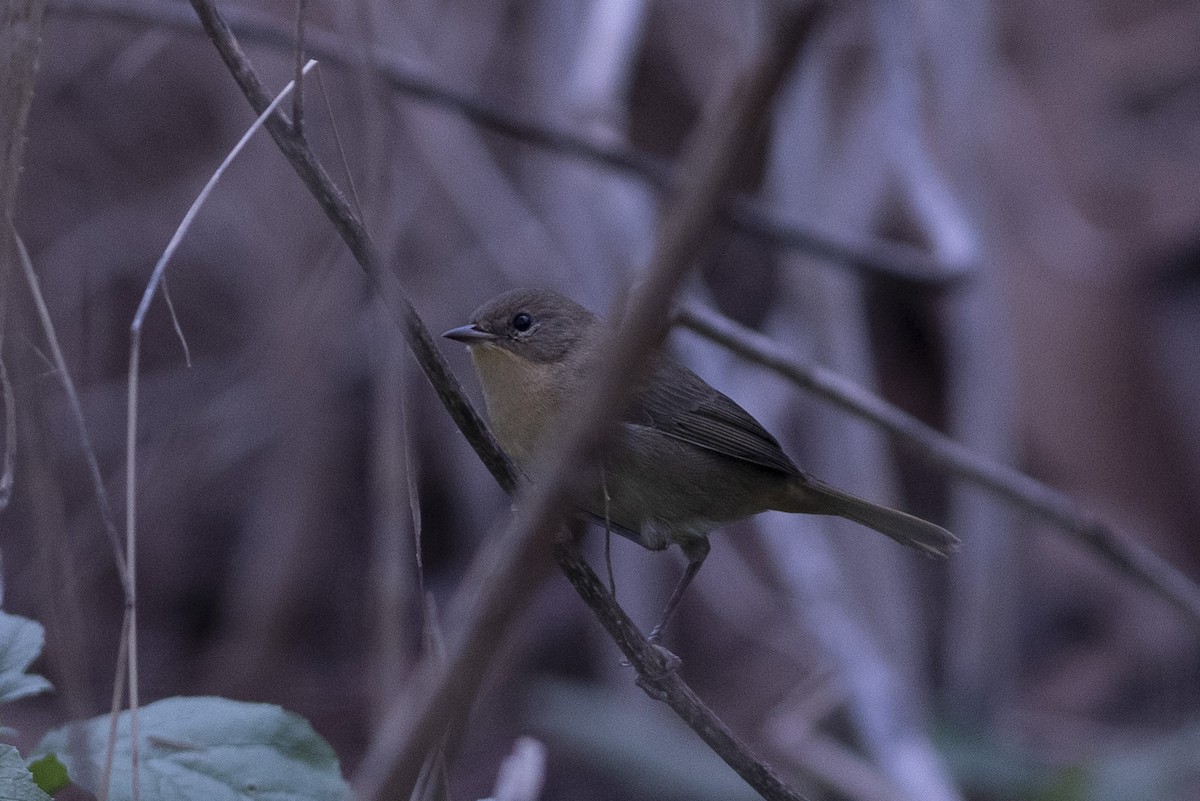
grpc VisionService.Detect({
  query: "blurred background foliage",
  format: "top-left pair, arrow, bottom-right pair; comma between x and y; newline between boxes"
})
2,0 -> 1200,799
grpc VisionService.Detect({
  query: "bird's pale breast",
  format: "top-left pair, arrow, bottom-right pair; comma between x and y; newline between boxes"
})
469,344 -> 573,465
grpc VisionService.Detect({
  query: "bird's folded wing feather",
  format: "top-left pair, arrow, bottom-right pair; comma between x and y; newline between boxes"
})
628,358 -> 801,476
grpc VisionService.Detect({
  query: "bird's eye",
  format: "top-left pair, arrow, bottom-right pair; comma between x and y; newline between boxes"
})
512,312 -> 533,333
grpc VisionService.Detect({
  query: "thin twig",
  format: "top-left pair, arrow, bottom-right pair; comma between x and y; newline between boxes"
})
15,222 -> 135,797
186,2 -> 820,800
3,0 -> 49,520
51,0 -> 969,286
158,273 -> 192,367
676,303 -> 1200,625
602,467 -> 615,598
98,607 -> 131,801
0,354 -> 13,510
0,226 -> 10,513
316,67 -> 364,222
367,336 -> 411,711
400,383 -> 425,632
2,0 -> 47,217
131,59 -> 316,347
12,225 -> 130,592
290,0 -> 306,135
410,599 -> 452,801
121,61 -> 317,801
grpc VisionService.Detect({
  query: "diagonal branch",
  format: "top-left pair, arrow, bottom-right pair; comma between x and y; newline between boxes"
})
677,303 -> 1200,625
184,1 -> 824,800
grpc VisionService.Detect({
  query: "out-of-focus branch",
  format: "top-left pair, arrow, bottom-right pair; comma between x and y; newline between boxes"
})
2,0 -> 45,217
485,737 -> 547,801
50,0 -> 969,286
290,0 -> 306,136
0,358 -> 12,509
2,0 -> 49,510
565,0 -> 648,138
184,1 -> 822,800
676,303 -> 1200,625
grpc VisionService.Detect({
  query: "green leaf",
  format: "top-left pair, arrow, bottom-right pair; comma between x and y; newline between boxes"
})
0,743 -> 52,801
0,612 -> 53,705
34,696 -> 349,801
26,754 -> 70,796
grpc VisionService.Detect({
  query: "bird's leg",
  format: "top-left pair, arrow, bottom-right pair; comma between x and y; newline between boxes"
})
601,467 -> 616,598
648,537 -> 710,643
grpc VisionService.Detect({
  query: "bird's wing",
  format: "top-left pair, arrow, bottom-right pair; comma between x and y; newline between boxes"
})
628,357 -> 801,476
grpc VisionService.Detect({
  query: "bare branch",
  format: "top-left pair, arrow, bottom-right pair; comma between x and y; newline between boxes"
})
676,303 -> 1200,625
12,226 -> 129,592
100,607 -> 131,801
2,0 -> 49,512
290,0 -> 306,136
1,0 -> 46,217
52,0 -> 968,285
0,349 -> 13,510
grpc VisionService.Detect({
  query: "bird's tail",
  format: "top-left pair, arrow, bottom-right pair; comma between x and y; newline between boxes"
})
785,479 -> 960,558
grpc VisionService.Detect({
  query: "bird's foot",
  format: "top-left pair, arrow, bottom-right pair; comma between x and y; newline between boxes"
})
626,643 -> 682,701
650,642 -> 682,672
619,635 -> 680,667
635,646 -> 681,698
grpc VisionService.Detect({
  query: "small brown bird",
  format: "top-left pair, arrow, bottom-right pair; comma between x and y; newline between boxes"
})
444,288 -> 958,639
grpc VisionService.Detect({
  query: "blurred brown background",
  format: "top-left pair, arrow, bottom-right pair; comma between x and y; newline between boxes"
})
3,0 -> 1200,799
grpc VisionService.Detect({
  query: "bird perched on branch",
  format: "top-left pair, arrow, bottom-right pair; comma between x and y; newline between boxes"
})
444,288 -> 958,640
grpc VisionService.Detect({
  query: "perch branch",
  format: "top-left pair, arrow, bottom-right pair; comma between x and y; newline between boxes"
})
556,545 -> 809,800
677,303 -> 1200,624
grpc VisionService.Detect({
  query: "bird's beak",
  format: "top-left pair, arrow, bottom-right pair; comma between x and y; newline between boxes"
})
442,323 -> 500,343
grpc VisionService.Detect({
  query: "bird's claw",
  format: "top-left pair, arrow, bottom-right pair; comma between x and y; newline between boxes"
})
626,643 -> 682,701
650,643 -> 682,672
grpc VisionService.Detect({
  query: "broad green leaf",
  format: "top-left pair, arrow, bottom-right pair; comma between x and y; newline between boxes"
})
0,612 -> 52,705
34,696 -> 348,801
0,744 -> 52,801
26,754 -> 69,796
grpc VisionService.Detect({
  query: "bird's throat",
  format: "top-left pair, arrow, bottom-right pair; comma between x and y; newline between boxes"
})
469,345 -> 571,466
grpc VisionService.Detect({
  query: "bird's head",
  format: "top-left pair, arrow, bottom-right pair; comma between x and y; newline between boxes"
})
442,288 -> 598,365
